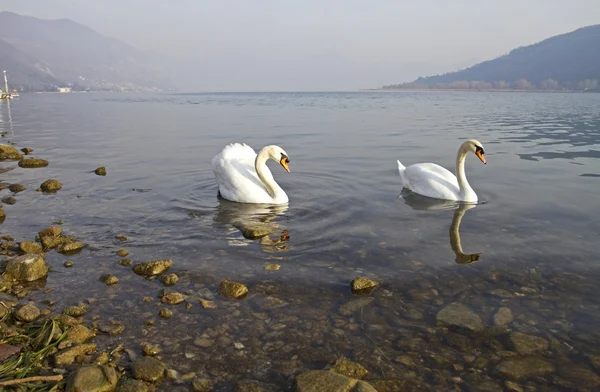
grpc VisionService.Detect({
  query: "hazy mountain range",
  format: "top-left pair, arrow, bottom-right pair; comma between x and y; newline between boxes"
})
383,25 -> 600,91
0,11 -> 171,92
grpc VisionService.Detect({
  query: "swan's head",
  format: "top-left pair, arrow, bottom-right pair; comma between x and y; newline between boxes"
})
265,145 -> 291,173
465,139 -> 486,165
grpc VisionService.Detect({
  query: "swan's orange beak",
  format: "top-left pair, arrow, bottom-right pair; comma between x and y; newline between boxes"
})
476,150 -> 486,164
280,157 -> 290,173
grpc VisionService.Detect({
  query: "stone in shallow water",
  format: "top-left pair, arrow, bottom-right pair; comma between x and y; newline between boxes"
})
1,195 -> 16,205
219,280 -> 248,299
100,274 -> 119,285
557,364 -> 600,388
14,303 -> 41,322
53,343 -> 97,366
66,365 -> 117,392
161,273 -> 179,286
117,378 -> 149,392
192,378 -> 215,392
58,241 -> 85,254
40,179 -> 63,192
234,379 -> 279,391
8,183 -> 26,193
0,144 -> 23,161
63,304 -> 88,317
94,166 -> 107,176
496,356 -> 555,379
436,302 -> 484,332
4,254 -> 49,282
116,249 -> 129,257
493,306 -> 513,326
133,259 -> 172,277
159,308 -> 173,319
330,357 -> 368,379
161,292 -> 186,304
295,370 -> 376,392
339,297 -> 374,316
131,356 -> 166,382
19,241 -> 42,254
65,325 -> 96,345
508,332 -> 548,354
351,277 -> 378,293
18,157 -> 49,168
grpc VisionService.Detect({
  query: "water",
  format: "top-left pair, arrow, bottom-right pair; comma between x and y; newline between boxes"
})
1,91 -> 600,390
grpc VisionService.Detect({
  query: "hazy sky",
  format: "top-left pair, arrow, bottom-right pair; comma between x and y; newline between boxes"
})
1,0 -> 599,91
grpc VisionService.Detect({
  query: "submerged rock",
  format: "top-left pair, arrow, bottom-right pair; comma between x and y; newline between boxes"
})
493,307 -> 514,326
19,241 -> 42,254
8,183 -> 26,193
132,259 -> 173,277
40,179 -> 63,192
58,241 -> 85,255
4,254 -> 49,282
1,196 -> 16,205
294,370 -> 376,392
94,166 -> 107,176
508,332 -> 549,354
557,364 -> 600,388
117,378 -> 149,392
18,157 -> 49,168
0,144 -> 23,161
63,304 -> 88,317
192,379 -> 215,392
54,343 -> 97,366
66,365 -> 117,392
131,356 -> 166,382
142,344 -> 162,356
159,308 -> 173,319
436,302 -> 484,332
100,274 -> 119,285
496,357 -> 555,379
219,280 -> 248,299
14,303 -> 41,322
234,380 -> 278,391
161,273 -> 179,286
161,292 -> 186,305
330,357 -> 368,379
351,277 -> 378,293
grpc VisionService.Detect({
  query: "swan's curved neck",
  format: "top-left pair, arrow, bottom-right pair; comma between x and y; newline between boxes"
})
455,144 -> 475,199
255,149 -> 285,200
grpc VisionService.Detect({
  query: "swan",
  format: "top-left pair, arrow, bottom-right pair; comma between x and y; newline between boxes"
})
211,143 -> 290,204
397,139 -> 486,202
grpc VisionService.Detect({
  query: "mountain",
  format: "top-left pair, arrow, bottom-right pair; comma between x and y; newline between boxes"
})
383,25 -> 600,91
0,11 -> 172,92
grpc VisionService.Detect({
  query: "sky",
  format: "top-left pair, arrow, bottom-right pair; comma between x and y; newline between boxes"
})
1,0 -> 599,91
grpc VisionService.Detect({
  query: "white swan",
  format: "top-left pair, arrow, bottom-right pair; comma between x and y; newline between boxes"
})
397,139 -> 486,202
211,143 -> 290,204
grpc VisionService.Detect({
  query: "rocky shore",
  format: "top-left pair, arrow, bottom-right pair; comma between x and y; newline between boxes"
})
2,141 -> 600,391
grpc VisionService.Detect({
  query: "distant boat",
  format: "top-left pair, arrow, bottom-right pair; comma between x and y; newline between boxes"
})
1,70 -> 13,99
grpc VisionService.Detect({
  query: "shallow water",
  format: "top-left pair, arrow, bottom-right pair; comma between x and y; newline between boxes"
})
1,91 -> 600,390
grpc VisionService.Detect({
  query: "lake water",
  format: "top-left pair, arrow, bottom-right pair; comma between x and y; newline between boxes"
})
1,91 -> 600,391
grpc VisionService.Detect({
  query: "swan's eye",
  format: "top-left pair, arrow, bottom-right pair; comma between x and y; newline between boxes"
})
280,154 -> 289,164
475,146 -> 485,155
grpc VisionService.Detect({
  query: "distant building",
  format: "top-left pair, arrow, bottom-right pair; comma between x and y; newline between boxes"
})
57,87 -> 72,93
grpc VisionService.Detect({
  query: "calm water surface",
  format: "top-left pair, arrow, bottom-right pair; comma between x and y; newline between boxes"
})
1,92 -> 600,390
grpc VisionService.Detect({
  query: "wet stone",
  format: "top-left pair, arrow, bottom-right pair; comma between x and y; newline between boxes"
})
192,379 -> 215,392
1,196 -> 16,205
351,277 -> 378,293
54,343 -> 97,366
0,144 -> 23,161
98,321 -> 125,335
234,380 -> 279,391
58,241 -> 84,254
94,166 -> 107,176
264,264 -> 280,271
159,308 -> 173,319
18,157 -> 49,168
496,357 -> 555,379
119,258 -> 132,266
330,357 -> 368,379
14,303 -> 41,322
40,179 -> 63,192
339,297 -> 374,316
117,378 -> 149,392
194,337 -> 214,348
65,325 -> 96,344
489,289 -> 514,298
116,249 -> 129,257
508,332 -> 549,354
133,259 -> 173,277
4,254 -> 49,282
557,364 -> 600,388
64,260 -> 74,268
143,343 -> 162,356
66,365 -> 117,392
436,302 -> 484,332
21,147 -> 33,155
493,306 -> 514,326
295,370 -> 376,392
161,273 -> 179,286
19,241 -> 42,254
8,183 -> 26,193
63,304 -> 88,317
219,280 -> 248,299
100,274 -> 119,285
131,356 -> 166,382
161,292 -> 186,304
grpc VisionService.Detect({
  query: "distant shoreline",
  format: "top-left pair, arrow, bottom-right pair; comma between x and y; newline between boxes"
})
366,88 -> 599,93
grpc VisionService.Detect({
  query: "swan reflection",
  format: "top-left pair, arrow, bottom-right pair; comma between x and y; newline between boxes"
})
214,199 -> 290,252
400,190 -> 482,264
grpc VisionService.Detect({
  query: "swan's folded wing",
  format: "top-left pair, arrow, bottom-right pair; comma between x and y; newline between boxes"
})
404,163 -> 460,200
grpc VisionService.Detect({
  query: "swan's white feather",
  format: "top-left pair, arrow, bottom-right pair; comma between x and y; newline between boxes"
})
398,161 -> 462,201
211,143 -> 288,204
